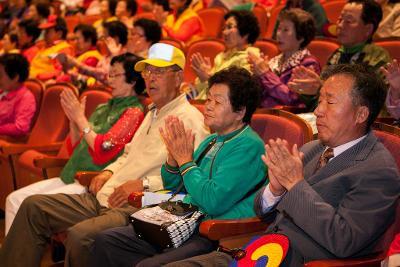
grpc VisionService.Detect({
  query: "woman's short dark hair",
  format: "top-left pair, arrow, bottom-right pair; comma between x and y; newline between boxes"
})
133,18 -> 161,44
104,20 -> 128,45
106,0 -> 118,16
110,53 -> 146,95
224,10 -> 260,44
35,3 -> 50,20
55,17 -> 68,39
18,19 -> 41,43
0,54 -> 29,82
278,8 -> 316,48
74,24 -> 98,46
8,32 -> 19,47
321,64 -> 387,130
151,0 -> 170,11
121,0 -> 137,16
208,66 -> 261,123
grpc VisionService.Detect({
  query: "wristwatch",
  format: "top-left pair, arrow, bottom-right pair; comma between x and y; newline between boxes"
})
82,126 -> 91,135
142,177 -> 150,192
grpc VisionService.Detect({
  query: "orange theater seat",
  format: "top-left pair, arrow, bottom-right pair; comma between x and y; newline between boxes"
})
307,38 -> 340,67
184,39 -> 226,83
160,38 -> 186,53
253,5 -> 268,39
16,89 -> 112,187
322,0 -> 346,24
375,38 -> 400,61
0,83 -> 77,209
197,7 -> 226,39
254,39 -> 280,59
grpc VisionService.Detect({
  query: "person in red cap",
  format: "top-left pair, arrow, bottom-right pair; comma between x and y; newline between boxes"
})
29,15 -> 74,81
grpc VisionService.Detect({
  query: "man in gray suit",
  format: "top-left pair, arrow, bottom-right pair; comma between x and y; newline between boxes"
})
166,64 -> 400,266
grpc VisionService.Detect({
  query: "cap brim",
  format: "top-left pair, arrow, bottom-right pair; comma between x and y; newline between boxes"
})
134,59 -> 175,72
39,23 -> 56,29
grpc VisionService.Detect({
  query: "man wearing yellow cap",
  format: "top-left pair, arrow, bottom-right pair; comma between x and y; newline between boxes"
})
0,43 -> 209,267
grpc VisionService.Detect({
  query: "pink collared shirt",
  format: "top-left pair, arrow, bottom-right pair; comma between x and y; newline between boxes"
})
0,85 -> 37,137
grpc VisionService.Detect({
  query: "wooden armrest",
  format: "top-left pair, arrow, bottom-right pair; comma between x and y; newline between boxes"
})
0,142 -> 63,155
34,157 -> 70,168
74,171 -> 101,186
128,192 -> 144,208
199,217 -> 269,241
303,252 -> 385,267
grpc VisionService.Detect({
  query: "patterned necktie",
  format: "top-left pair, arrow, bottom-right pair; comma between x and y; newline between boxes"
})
315,147 -> 334,172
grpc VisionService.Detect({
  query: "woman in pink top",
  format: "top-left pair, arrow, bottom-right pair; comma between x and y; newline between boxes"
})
0,54 -> 36,137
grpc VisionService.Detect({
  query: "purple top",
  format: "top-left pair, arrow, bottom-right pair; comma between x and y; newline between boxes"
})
0,85 -> 36,136
259,54 -> 321,108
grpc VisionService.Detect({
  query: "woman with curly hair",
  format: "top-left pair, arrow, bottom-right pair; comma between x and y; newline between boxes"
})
191,10 -> 261,99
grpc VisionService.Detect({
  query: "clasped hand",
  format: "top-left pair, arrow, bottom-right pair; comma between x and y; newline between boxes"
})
288,66 -> 321,95
60,88 -> 86,124
262,138 -> 304,195
159,116 -> 195,167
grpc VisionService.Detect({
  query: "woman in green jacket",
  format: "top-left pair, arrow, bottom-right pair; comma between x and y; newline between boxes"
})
89,66 -> 267,267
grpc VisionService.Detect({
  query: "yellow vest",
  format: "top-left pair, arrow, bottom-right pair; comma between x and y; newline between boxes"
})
76,49 -> 103,63
29,41 -> 72,78
165,8 -> 204,44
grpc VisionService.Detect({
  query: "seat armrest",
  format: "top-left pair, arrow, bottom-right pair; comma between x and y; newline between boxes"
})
303,252 -> 385,267
0,142 -> 63,155
128,192 -> 144,208
199,217 -> 269,241
34,157 -> 69,168
75,171 -> 101,186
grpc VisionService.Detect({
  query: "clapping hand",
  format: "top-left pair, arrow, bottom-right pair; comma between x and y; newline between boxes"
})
248,51 -> 270,76
191,52 -> 212,82
159,116 -> 195,166
262,138 -> 304,192
381,59 -> 400,100
60,89 -> 86,124
288,66 -> 322,95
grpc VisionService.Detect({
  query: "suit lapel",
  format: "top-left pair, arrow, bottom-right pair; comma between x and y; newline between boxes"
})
306,132 -> 378,185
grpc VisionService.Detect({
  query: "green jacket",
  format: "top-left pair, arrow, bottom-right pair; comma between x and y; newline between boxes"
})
161,125 -> 267,220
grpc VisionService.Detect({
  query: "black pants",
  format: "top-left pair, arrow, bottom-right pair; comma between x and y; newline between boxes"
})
89,225 -> 216,267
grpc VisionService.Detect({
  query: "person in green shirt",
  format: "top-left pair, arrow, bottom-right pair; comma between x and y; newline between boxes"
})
88,66 -> 268,267
5,53 -> 146,236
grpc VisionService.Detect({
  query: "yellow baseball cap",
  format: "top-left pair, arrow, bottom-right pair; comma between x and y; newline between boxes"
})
134,43 -> 185,72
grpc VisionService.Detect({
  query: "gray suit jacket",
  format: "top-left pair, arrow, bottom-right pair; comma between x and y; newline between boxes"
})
254,131 -> 400,266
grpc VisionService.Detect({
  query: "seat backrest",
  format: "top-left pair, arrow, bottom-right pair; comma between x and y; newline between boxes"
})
322,0 -> 346,23
160,38 -> 186,53
184,39 -> 226,83
65,15 -> 81,33
372,124 -> 400,253
197,7 -> 226,38
264,4 -> 284,39
24,78 -> 44,128
55,89 -> 111,157
253,5 -> 268,38
307,38 -> 340,67
80,89 -> 112,118
254,39 -> 280,59
28,83 -> 77,144
250,110 -> 313,147
375,40 -> 400,61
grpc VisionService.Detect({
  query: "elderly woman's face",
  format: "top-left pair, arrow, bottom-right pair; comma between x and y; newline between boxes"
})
276,19 -> 303,54
204,83 -> 244,135
222,16 -> 248,50
108,62 -> 134,97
